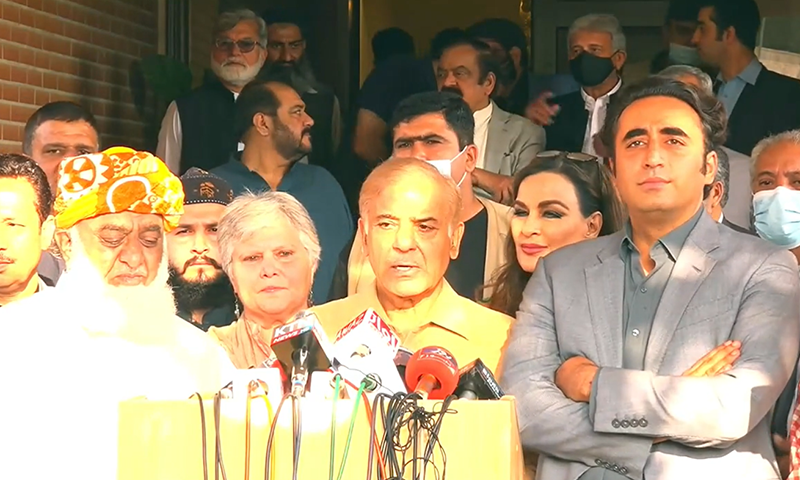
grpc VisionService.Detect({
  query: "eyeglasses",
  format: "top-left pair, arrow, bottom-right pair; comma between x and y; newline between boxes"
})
214,38 -> 261,53
535,150 -> 598,162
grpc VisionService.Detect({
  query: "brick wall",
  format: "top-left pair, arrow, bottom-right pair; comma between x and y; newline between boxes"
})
0,0 -> 159,153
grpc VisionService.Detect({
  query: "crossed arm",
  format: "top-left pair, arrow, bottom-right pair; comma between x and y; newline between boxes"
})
502,250 -> 800,473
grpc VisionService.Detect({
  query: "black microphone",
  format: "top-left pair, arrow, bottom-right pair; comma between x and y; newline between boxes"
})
270,310 -> 334,396
393,347 -> 413,380
454,359 -> 504,400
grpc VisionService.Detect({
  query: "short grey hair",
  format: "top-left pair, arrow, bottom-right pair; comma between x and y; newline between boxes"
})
213,9 -> 268,46
657,65 -> 714,94
751,129 -> 800,178
217,191 -> 321,277
713,147 -> 730,207
568,14 -> 626,52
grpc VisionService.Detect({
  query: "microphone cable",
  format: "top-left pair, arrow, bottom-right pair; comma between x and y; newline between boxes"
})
244,380 -> 274,480
264,393 -> 291,480
329,374 -> 342,480
213,390 -> 229,480
291,394 -> 302,480
335,379 -> 366,480
190,392 -> 209,480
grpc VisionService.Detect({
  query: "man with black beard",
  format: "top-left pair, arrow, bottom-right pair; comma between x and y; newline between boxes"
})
168,168 -> 236,330
257,9 -> 341,176
212,80 -> 352,305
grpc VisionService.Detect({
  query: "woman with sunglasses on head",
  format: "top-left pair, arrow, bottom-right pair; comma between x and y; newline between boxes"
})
488,151 -> 625,317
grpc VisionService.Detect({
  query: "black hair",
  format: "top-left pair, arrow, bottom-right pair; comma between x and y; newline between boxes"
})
23,101 -> 98,155
372,28 -> 415,64
703,146 -> 730,206
233,79 -> 286,140
389,91 -> 474,150
488,155 -> 624,316
441,37 -> 501,86
600,76 -> 727,157
665,0 -> 702,24
429,28 -> 467,60
698,0 -> 761,50
261,8 -> 307,37
0,153 -> 52,223
466,18 -> 529,69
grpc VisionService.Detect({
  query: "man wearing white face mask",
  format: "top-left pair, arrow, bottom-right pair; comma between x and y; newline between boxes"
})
330,92 -> 511,300
749,129 -> 800,477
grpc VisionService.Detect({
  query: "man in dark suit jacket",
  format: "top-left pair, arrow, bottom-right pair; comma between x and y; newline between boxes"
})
526,14 -> 627,155
693,0 -> 800,156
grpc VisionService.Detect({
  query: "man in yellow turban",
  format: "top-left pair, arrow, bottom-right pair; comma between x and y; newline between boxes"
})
0,147 -> 234,479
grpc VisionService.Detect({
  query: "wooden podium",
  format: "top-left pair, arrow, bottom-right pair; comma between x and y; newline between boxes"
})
118,395 -> 524,480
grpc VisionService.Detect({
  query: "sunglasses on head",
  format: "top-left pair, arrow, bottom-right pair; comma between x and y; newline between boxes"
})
214,38 -> 260,53
535,150 -> 598,162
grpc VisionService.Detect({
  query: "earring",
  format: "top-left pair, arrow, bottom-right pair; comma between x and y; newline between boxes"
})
234,294 -> 241,318
307,289 -> 314,308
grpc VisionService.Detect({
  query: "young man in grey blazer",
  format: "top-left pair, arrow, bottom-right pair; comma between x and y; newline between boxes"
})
501,77 -> 800,480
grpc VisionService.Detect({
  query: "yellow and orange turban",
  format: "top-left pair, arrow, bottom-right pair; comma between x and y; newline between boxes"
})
54,147 -> 184,232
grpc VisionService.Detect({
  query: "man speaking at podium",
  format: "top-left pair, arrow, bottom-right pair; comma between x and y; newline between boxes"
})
312,157 -> 513,373
0,148 -> 234,479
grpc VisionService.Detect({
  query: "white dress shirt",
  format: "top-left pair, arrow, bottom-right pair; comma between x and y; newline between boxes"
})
156,92 -> 245,174
580,80 -> 622,156
473,102 -> 493,170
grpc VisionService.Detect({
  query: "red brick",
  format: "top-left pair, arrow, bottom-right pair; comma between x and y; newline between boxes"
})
19,8 -> 35,28
34,89 -> 50,105
4,124 -> 22,142
19,86 -> 34,104
28,0 -> 44,10
0,23 -> 10,42
42,72 -> 57,90
9,65 -> 26,84
3,4 -> 21,23
0,64 -> 9,81
33,51 -> 50,69
28,70 -> 43,87
0,103 -> 11,121
3,44 -> 21,63
28,31 -> 44,49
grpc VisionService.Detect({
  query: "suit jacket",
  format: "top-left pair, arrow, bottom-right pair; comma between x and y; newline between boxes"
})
726,68 -> 800,155
501,213 -> 800,480
722,217 -> 752,234
483,103 -> 545,176
543,90 -> 590,153
721,146 -> 753,229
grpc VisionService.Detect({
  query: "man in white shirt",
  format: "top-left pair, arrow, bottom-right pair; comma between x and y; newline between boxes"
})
0,147 -> 234,479
156,9 -> 267,174
526,14 -> 627,157
437,37 -> 544,204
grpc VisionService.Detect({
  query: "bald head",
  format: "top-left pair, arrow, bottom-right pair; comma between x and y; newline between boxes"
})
359,157 -> 462,229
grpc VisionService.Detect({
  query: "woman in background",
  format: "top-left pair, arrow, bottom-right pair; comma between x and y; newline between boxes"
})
208,191 -> 321,369
489,151 -> 624,317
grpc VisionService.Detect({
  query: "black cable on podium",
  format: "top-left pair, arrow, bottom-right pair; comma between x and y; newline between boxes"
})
191,392 -> 209,480
370,392 -> 455,480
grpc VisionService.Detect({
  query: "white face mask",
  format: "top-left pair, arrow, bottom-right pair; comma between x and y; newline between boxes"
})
426,146 -> 467,187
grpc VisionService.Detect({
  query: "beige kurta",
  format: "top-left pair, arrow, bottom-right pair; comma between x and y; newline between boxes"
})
311,280 -> 513,375
347,196 -> 512,301
208,318 -> 280,369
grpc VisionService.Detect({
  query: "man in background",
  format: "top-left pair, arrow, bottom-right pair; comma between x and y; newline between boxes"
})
23,101 -> 98,286
0,154 -> 55,306
258,9 -> 341,175
168,168 -> 236,330
158,9 -> 267,173
372,27 -> 415,66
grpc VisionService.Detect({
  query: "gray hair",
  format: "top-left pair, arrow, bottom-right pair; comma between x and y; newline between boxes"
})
751,129 -> 800,178
568,14 -> 626,52
217,191 -> 321,277
713,147 -> 730,207
657,65 -> 713,94
213,9 -> 268,46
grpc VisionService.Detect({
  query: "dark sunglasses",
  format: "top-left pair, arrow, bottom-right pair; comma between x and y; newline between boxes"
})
214,38 -> 260,53
535,150 -> 598,162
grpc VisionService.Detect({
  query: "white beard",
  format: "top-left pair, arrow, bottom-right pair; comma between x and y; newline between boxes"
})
210,55 -> 265,87
60,228 -> 179,346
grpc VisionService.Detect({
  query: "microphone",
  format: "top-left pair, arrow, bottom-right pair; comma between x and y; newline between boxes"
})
394,346 -> 413,380
333,308 -> 407,396
404,346 -> 459,400
454,359 -> 504,400
270,310 -> 335,396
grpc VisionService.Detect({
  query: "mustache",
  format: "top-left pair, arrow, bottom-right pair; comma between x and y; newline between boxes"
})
182,255 -> 222,273
221,58 -> 247,67
441,86 -> 463,97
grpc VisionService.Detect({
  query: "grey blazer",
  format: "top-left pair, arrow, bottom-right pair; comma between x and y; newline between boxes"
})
483,103 -> 545,176
501,213 -> 800,480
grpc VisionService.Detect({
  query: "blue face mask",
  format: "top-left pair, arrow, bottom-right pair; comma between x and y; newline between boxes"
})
753,186 -> 800,249
668,43 -> 702,66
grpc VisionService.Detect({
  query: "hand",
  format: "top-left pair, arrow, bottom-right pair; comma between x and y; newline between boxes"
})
682,341 -> 741,377
525,91 -> 560,126
473,169 -> 515,205
774,434 -> 791,479
493,176 -> 514,205
555,356 -> 598,403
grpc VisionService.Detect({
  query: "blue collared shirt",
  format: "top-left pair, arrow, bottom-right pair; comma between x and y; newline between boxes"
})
716,58 -> 762,118
212,158 -> 353,305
